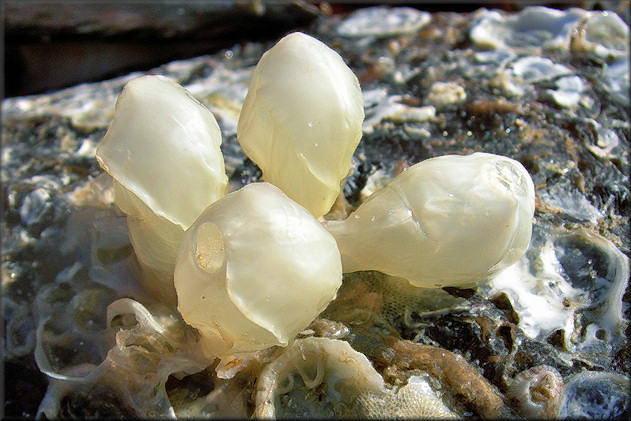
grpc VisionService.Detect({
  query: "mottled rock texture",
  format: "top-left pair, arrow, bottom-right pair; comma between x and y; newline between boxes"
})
2,4 -> 629,419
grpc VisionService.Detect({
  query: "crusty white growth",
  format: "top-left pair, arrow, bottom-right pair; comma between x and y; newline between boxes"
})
174,183 -> 342,356
237,32 -> 364,218
96,75 -> 228,305
324,152 -> 535,288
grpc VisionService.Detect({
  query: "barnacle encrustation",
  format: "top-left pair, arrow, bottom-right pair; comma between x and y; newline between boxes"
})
506,365 -> 564,418
487,225 -> 629,365
254,337 -> 384,418
37,298 -> 208,418
558,370 -> 630,419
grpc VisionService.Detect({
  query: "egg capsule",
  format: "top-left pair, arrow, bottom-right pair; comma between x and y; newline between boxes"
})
174,182 -> 343,357
237,32 -> 364,218
96,75 -> 228,305
323,152 -> 535,288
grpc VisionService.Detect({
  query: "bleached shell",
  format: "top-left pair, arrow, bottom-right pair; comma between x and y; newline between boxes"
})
336,6 -> 431,38
511,56 -> 572,83
549,76 -> 585,108
428,82 -> 467,109
602,57 -> 630,107
470,7 -> 586,51
237,32 -> 364,218
324,152 -> 535,288
470,6 -> 629,60
573,11 -> 629,60
96,75 -> 228,303
487,227 -> 628,347
174,183 -> 342,356
362,88 -> 436,133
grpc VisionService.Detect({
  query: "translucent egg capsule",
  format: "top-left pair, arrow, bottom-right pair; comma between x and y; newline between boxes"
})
237,32 -> 364,218
174,182 -> 342,357
96,75 -> 228,305
324,152 -> 535,288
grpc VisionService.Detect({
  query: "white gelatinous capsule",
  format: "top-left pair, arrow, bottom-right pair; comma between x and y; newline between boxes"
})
237,32 -> 364,218
96,75 -> 228,305
324,152 -> 535,288
174,182 -> 343,356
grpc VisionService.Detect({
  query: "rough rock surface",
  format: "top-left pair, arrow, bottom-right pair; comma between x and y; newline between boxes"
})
2,5 -> 629,419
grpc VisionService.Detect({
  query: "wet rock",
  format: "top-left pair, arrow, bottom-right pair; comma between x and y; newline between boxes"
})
5,2 -> 320,96
3,360 -> 49,418
2,4 -> 629,418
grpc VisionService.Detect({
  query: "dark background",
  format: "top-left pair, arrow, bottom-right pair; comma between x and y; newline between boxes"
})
5,1 -> 626,98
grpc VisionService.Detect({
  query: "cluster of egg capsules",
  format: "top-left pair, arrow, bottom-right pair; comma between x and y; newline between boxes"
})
96,32 -> 535,360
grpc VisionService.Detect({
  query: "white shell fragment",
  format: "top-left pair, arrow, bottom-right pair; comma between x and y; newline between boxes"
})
549,76 -> 585,108
96,75 -> 228,304
572,10 -> 630,106
511,56 -> 572,83
336,7 -> 431,38
558,371 -> 630,419
573,11 -> 629,60
602,57 -> 630,107
174,182 -> 342,356
324,152 -> 535,288
237,32 -> 364,218
362,88 -> 435,133
470,7 -> 586,51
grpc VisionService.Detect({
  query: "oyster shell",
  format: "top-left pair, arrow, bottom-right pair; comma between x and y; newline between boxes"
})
3,5 -> 629,419
487,226 -> 629,362
336,6 -> 431,38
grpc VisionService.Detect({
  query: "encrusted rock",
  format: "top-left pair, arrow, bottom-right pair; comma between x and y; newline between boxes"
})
2,5 -> 629,418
